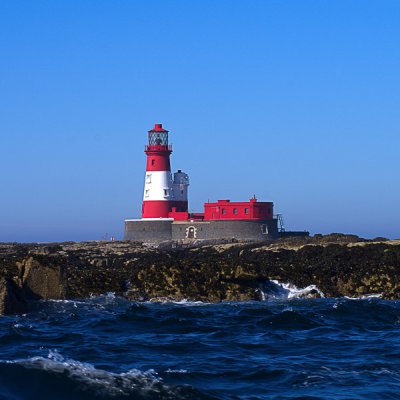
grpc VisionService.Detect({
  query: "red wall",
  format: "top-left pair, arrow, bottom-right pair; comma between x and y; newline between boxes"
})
142,200 -> 172,218
203,199 -> 273,221
145,150 -> 172,171
142,201 -> 188,219
168,209 -> 189,220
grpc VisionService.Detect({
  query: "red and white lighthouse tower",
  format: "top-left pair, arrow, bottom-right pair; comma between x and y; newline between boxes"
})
142,124 -> 189,219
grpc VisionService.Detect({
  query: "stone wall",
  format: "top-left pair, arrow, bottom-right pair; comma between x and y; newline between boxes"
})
124,220 -> 172,242
172,219 -> 279,241
124,218 -> 279,243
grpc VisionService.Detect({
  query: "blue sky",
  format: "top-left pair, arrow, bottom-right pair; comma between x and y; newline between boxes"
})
0,0 -> 399,241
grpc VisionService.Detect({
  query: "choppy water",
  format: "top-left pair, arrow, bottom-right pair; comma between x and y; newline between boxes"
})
1,293 -> 400,399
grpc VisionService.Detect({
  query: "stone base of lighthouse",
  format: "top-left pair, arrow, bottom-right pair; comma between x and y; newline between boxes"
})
124,219 -> 174,243
124,218 -> 281,243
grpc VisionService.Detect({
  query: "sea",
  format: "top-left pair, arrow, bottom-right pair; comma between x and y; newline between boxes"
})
1,285 -> 400,400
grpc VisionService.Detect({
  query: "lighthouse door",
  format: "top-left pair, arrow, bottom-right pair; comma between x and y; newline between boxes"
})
186,226 -> 196,239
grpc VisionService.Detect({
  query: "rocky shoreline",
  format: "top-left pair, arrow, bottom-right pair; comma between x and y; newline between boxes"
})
1,234 -> 400,315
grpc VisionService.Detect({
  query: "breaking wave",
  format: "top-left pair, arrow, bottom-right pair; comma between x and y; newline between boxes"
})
259,279 -> 325,300
0,351 -> 210,400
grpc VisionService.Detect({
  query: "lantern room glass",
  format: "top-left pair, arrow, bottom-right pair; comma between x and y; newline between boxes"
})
148,131 -> 168,146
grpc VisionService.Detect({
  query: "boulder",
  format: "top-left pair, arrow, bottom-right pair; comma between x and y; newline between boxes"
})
0,277 -> 27,315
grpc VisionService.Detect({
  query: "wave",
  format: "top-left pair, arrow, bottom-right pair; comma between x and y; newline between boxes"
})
0,351 -> 212,400
147,298 -> 208,306
44,295 -> 210,310
2,298 -> 400,399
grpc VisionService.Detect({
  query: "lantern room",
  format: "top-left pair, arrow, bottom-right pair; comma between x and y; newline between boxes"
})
146,123 -> 171,151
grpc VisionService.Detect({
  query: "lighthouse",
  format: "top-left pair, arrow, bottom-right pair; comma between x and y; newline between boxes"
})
124,123 -> 307,243
142,123 -> 189,219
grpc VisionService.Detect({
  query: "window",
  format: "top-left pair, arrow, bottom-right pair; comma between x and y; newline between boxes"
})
146,174 -> 152,183
164,189 -> 169,196
244,208 -> 249,214
145,189 -> 150,197
261,225 -> 268,234
233,208 -> 238,215
151,159 -> 155,166
222,208 -> 226,215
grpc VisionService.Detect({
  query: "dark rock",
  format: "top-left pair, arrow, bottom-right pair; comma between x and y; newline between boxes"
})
0,277 -> 27,315
373,237 -> 389,242
1,236 -> 400,314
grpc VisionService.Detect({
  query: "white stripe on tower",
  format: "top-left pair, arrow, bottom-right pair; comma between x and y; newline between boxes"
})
143,171 -> 174,201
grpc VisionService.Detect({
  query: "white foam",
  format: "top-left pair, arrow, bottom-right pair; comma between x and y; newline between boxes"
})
165,368 -> 188,374
262,280 -> 325,300
170,299 -> 206,305
12,322 -> 33,329
147,298 -> 208,306
344,293 -> 383,300
46,299 -> 87,305
89,292 -> 117,302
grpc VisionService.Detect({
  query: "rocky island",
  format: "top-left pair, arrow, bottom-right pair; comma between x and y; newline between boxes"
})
1,234 -> 400,315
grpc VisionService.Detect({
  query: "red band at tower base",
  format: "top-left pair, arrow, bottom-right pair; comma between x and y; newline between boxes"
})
142,200 -> 188,219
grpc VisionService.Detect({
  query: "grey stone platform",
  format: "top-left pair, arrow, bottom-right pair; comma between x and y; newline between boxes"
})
124,218 -> 280,243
